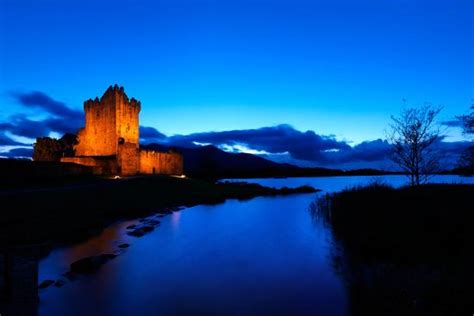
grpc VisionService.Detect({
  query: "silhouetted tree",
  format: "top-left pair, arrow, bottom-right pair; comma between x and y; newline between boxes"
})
388,106 -> 442,186
33,137 -> 63,161
457,104 -> 474,173
59,133 -> 78,157
33,133 -> 78,161
459,104 -> 474,134
458,147 -> 474,172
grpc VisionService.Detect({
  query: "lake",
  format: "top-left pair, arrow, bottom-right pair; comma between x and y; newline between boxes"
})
35,175 -> 473,315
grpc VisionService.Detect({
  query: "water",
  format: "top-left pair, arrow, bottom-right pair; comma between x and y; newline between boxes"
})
35,175 -> 472,315
222,174 -> 474,190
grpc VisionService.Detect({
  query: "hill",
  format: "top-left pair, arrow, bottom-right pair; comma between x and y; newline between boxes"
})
142,144 -> 390,179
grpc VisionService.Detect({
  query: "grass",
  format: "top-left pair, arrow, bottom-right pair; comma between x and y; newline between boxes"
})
313,182 -> 474,315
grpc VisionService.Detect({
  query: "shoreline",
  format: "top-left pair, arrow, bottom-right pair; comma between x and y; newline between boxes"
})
0,176 -> 318,248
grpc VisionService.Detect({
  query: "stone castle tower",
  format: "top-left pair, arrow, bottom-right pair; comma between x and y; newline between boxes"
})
61,85 -> 183,176
75,85 -> 140,157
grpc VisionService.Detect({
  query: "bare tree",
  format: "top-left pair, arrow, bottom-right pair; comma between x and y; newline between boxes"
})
388,106 -> 442,186
457,104 -> 474,172
33,133 -> 78,161
459,104 -> 474,134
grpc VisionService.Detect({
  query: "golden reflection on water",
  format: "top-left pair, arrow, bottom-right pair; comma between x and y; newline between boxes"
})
171,212 -> 181,231
63,225 -> 123,263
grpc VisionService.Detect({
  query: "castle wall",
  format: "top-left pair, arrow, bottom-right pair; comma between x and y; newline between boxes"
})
116,95 -> 140,147
139,150 -> 183,175
117,143 -> 139,176
60,157 -> 118,175
75,97 -> 117,156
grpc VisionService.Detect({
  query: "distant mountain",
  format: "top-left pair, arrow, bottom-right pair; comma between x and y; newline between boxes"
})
142,143 -> 392,179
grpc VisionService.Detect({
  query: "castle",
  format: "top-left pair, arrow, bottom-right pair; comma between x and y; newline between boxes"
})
61,85 -> 183,176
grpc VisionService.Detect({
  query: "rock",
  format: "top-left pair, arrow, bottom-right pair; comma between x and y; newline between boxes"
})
145,219 -> 161,226
171,206 -> 185,212
126,225 -> 154,237
54,279 -> 66,287
158,208 -> 173,215
70,254 -> 117,274
126,224 -> 137,229
62,271 -> 78,281
38,280 -> 55,289
118,243 -> 130,248
139,217 -> 161,226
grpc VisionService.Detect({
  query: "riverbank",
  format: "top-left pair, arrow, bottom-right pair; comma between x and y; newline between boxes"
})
0,176 -> 317,246
314,183 -> 474,315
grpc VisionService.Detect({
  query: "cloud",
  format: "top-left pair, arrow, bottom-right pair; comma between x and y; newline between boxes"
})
432,138 -> 472,159
150,124 -> 352,163
0,132 -> 25,146
142,124 -> 469,169
157,124 -> 386,164
441,118 -> 464,128
139,126 -> 167,143
0,147 -> 33,158
10,91 -> 82,121
326,139 -> 392,163
0,91 -> 84,145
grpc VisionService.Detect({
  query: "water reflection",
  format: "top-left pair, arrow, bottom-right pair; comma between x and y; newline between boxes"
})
38,195 -> 347,315
170,212 -> 181,230
223,175 -> 474,191
31,176 -> 474,315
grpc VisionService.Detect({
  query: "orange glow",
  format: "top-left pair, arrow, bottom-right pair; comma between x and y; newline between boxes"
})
60,85 -> 184,176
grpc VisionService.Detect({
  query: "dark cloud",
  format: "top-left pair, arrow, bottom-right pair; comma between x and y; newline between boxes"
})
162,125 -> 386,164
159,124 -> 352,162
0,91 -> 84,144
432,139 -> 472,160
142,124 -> 469,169
0,132 -> 24,146
0,147 -> 33,158
140,126 -> 167,143
319,137 -> 470,168
0,113 -> 83,141
441,119 -> 463,128
326,139 -> 392,163
10,91 -> 82,121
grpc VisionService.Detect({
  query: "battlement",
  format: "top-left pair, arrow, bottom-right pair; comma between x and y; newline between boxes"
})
84,85 -> 141,111
140,149 -> 183,175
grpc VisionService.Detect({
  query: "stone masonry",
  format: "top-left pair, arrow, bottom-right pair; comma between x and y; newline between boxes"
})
61,85 -> 183,176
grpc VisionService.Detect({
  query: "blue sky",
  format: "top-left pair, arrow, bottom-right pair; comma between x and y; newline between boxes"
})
0,0 -> 472,168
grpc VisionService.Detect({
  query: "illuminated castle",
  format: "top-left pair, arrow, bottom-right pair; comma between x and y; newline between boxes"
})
61,85 -> 183,176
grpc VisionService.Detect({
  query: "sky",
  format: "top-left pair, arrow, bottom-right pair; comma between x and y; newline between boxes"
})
0,0 -> 472,168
